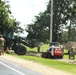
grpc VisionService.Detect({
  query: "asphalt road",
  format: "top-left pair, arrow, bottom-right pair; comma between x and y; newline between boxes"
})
0,57 -> 43,75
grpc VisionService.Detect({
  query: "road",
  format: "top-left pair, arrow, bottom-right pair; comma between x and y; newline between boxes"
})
0,57 -> 43,75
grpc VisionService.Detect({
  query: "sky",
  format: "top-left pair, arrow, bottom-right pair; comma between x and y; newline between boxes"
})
9,0 -> 49,36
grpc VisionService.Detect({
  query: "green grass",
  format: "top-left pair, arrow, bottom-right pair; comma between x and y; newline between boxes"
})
26,44 -> 49,53
7,44 -> 76,75
7,53 -> 76,75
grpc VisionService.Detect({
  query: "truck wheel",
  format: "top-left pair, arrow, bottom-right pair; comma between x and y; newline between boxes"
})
41,52 -> 47,58
60,56 -> 63,59
16,45 -> 27,55
12,44 -> 17,54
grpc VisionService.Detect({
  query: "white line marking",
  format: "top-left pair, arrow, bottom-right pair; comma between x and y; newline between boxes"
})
0,62 -> 26,75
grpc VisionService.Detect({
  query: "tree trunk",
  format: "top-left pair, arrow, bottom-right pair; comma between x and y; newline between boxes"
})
68,21 -> 71,41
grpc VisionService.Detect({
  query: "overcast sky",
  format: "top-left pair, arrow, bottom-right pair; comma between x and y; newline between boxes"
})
9,0 -> 49,36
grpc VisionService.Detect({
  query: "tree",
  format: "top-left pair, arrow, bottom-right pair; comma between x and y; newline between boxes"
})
0,0 -> 10,33
4,18 -> 22,38
73,4 -> 76,14
26,12 -> 50,43
0,0 -> 22,35
66,2 -> 76,41
26,0 -> 76,44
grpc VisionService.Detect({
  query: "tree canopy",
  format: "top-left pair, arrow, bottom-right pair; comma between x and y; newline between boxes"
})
26,0 -> 76,43
0,0 -> 22,36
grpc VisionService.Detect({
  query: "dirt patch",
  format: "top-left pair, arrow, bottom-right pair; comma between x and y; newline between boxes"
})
57,59 -> 76,64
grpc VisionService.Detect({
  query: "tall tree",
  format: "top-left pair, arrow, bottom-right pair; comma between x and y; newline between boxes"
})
0,0 -> 10,33
26,12 -> 50,43
47,0 -> 76,42
0,0 -> 22,35
26,0 -> 76,44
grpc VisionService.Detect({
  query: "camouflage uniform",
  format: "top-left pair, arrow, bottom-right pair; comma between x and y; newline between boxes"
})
69,47 -> 75,59
0,35 -> 5,55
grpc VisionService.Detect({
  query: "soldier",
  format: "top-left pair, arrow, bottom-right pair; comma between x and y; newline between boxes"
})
0,35 -> 5,55
69,46 -> 75,60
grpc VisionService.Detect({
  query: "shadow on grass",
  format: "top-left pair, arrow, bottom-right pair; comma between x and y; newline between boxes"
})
64,52 -> 69,55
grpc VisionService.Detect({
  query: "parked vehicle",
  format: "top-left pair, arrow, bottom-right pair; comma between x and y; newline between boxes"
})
42,42 -> 64,59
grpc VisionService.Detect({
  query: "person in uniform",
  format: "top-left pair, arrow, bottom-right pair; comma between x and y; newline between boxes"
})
0,35 -> 5,55
69,46 -> 75,59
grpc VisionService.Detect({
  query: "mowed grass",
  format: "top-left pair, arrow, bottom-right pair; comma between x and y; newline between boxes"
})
26,44 -> 49,53
18,56 -> 76,75
7,44 -> 76,75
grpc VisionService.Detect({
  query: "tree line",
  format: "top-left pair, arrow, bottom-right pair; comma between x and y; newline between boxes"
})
26,0 -> 76,44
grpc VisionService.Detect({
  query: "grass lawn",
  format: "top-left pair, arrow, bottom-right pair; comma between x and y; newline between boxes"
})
18,56 -> 76,75
7,44 -> 76,75
26,44 -> 49,53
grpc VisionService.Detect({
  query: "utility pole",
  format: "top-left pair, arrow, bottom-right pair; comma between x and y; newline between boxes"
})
50,0 -> 53,43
